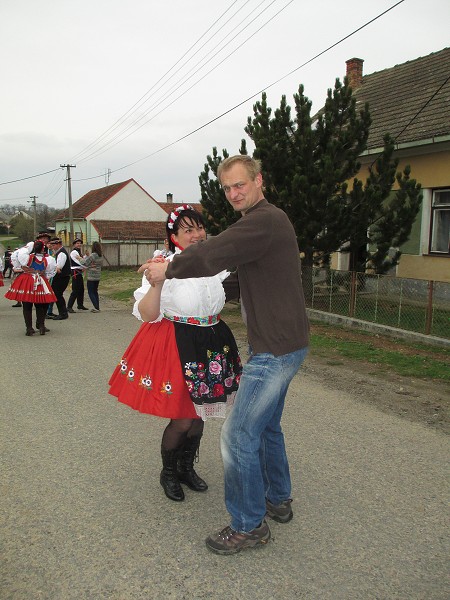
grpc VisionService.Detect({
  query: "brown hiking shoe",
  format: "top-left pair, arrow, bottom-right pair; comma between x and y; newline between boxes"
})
205,521 -> 271,555
266,499 -> 293,523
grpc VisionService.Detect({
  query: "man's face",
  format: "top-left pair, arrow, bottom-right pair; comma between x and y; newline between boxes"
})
74,241 -> 82,250
220,163 -> 263,214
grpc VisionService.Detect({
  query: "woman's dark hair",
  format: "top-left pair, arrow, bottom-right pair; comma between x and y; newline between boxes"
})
166,208 -> 206,253
32,240 -> 45,254
92,241 -> 102,256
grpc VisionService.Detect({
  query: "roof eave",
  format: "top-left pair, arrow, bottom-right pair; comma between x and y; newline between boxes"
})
361,134 -> 450,156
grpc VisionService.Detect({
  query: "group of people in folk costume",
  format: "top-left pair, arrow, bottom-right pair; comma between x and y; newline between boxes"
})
3,231 -> 103,336
4,232 -> 57,336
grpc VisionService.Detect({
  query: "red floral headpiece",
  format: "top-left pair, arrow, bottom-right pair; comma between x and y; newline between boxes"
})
167,204 -> 194,229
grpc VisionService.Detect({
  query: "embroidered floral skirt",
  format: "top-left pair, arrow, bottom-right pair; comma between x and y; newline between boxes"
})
109,318 -> 242,421
5,272 -> 57,303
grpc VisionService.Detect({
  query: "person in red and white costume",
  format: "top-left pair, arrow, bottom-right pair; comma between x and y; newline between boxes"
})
109,205 -> 242,503
5,239 -> 56,336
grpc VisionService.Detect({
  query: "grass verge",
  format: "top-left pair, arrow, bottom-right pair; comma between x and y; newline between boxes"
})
100,268 -> 449,383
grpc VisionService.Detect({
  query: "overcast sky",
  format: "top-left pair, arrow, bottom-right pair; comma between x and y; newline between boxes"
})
1,0 -> 449,210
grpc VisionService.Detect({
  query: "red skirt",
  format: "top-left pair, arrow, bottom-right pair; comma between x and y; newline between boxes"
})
5,272 -> 57,303
109,319 -> 198,419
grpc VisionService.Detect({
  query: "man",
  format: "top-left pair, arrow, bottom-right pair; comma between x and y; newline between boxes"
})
47,237 -> 71,320
3,246 -> 13,278
67,238 -> 88,312
145,155 -> 309,555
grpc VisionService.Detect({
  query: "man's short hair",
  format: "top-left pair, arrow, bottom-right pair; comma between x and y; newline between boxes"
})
217,155 -> 262,182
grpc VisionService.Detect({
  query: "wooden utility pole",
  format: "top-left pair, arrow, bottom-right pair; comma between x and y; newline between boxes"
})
29,196 -> 38,239
60,164 -> 76,245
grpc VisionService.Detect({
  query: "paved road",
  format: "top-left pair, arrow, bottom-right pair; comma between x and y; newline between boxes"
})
1,291 -> 448,599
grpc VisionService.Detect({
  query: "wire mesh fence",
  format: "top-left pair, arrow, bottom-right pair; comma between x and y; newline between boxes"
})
302,268 -> 450,340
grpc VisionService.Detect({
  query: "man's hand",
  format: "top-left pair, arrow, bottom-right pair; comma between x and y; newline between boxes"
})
142,260 -> 169,285
137,255 -> 166,274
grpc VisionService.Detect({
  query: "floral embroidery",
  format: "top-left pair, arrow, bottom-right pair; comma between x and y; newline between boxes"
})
213,383 -> 225,397
161,381 -> 173,395
224,377 -> 234,388
120,359 -> 128,374
140,375 -> 152,390
127,368 -> 135,381
182,347 -> 241,402
164,313 -> 220,326
209,360 -> 222,375
198,382 -> 210,396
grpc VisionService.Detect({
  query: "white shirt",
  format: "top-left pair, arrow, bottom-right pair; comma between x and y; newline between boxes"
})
133,249 -> 229,323
70,249 -> 87,270
17,252 -> 57,279
55,249 -> 68,270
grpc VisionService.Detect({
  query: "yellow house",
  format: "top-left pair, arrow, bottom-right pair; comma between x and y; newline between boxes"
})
334,48 -> 450,283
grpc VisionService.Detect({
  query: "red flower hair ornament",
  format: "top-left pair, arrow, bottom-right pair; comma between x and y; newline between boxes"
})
167,204 -> 195,230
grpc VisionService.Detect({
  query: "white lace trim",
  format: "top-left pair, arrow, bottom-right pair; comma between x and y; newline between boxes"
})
194,392 -> 236,421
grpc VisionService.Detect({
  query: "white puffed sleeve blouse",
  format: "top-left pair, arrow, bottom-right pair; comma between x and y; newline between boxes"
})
132,249 -> 229,323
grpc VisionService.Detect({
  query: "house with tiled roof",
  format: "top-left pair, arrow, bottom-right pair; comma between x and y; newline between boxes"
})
54,179 -> 203,266
336,48 -> 450,282
55,179 -> 167,242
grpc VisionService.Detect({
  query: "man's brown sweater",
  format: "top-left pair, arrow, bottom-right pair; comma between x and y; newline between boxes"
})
166,199 -> 309,356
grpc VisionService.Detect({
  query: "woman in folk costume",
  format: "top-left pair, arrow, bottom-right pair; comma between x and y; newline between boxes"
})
5,240 -> 57,336
109,205 -> 242,502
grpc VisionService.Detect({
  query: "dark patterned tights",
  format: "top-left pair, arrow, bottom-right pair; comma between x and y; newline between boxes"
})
161,418 -> 204,451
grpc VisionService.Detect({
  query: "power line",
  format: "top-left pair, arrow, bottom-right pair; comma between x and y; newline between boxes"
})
76,0 -> 290,165
395,73 -> 450,143
70,0 -> 253,163
76,0 -> 407,181
1,0 -> 409,188
368,71 -> 450,168
0,168 -> 61,186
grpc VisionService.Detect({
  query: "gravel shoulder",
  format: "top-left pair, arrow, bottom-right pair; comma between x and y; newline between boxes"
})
221,304 -> 450,435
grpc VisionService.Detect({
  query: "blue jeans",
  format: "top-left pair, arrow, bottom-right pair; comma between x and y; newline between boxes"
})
87,280 -> 100,310
220,346 -> 308,532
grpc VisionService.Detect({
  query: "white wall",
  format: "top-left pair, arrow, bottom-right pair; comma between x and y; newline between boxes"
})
88,181 -> 168,222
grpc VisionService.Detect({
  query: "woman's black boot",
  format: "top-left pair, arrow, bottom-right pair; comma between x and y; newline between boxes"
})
160,447 -> 185,501
177,435 -> 208,492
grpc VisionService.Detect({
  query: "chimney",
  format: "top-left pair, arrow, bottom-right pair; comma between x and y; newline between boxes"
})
345,57 -> 364,90
166,193 -> 173,203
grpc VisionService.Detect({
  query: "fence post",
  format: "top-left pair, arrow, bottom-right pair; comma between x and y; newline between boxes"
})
349,271 -> 356,318
425,280 -> 434,335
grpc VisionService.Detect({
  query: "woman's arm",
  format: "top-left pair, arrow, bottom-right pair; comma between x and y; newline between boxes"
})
136,280 -> 165,322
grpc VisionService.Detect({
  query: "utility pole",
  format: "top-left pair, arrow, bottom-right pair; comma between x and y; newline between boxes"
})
60,164 -> 76,245
28,196 -> 38,239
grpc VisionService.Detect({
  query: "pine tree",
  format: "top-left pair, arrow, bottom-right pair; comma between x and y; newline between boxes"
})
199,78 -> 422,273
244,81 -> 372,267
199,145 -> 244,235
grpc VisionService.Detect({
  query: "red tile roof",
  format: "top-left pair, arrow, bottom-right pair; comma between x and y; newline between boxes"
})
55,179 -> 158,219
91,220 -> 166,240
352,48 -> 450,150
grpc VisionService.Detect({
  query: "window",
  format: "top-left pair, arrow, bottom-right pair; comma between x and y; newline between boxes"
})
430,189 -> 450,254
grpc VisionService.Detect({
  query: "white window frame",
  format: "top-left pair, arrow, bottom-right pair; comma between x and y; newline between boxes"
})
429,188 -> 450,255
